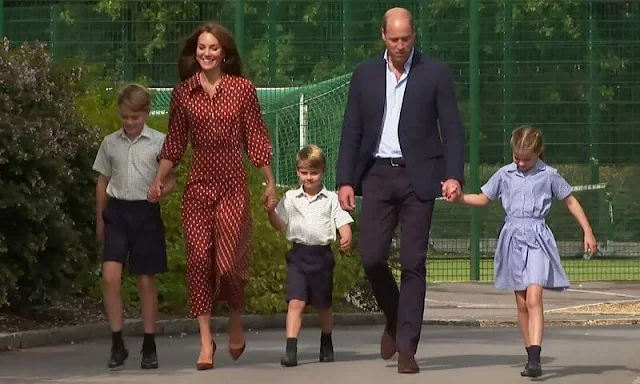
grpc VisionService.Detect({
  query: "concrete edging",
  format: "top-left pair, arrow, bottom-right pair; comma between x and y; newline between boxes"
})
2,313 -> 640,351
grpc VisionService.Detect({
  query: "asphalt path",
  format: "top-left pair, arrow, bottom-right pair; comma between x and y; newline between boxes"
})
1,325 -> 639,384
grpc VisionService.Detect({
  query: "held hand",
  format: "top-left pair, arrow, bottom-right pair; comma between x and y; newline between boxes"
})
262,182 -> 277,211
584,231 -> 597,256
340,234 -> 352,252
147,179 -> 163,203
441,179 -> 462,202
338,186 -> 356,212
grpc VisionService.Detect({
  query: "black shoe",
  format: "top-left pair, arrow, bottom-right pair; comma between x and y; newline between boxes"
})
281,353 -> 298,367
520,362 -> 542,377
141,347 -> 159,369
108,344 -> 129,369
319,344 -> 334,362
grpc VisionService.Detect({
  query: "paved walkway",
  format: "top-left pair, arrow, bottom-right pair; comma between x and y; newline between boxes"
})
424,281 -> 640,323
1,325 -> 640,384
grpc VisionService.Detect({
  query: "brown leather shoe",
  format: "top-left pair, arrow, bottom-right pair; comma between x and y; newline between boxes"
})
380,330 -> 397,360
397,351 -> 419,374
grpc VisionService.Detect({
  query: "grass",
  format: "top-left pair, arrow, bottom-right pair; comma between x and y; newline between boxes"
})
421,258 -> 640,282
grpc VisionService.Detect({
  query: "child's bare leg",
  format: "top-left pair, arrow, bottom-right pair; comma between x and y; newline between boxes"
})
526,285 -> 544,346
136,274 -> 159,368
103,261 -> 128,368
137,275 -> 158,334
286,299 -> 306,338
318,308 -> 333,334
282,299 -> 305,367
514,291 -> 530,347
318,308 -> 334,362
520,284 -> 544,378
103,262 -> 124,338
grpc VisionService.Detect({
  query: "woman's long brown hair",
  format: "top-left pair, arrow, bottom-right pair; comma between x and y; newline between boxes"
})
178,22 -> 243,81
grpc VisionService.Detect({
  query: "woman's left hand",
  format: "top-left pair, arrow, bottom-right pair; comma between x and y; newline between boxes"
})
261,182 -> 277,211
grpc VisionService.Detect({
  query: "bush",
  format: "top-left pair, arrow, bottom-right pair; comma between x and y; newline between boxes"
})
0,39 -> 102,308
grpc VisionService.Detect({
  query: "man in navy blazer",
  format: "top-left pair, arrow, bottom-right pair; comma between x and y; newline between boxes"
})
336,7 -> 465,374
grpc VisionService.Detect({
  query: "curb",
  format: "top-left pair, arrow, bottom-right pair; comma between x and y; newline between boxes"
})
0,313 -> 384,351
2,313 -> 639,351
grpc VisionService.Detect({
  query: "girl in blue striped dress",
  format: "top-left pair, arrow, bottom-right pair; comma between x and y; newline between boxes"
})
445,126 -> 597,378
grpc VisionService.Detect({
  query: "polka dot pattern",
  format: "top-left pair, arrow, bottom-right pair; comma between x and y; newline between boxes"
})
159,72 -> 273,317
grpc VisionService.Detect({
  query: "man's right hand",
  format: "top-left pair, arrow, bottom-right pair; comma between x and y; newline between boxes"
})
338,185 -> 356,212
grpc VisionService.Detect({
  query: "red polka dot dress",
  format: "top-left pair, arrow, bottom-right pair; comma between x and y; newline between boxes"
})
159,72 -> 272,317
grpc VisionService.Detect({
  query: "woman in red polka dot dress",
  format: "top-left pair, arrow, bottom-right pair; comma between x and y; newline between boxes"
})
149,23 -> 277,370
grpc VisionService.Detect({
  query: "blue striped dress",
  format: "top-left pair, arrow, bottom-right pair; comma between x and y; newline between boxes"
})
480,159 -> 572,291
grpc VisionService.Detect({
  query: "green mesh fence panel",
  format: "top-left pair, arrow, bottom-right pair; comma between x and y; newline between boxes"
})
4,0 -> 640,282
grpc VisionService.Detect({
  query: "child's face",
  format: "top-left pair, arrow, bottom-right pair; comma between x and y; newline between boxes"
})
512,151 -> 539,172
296,166 -> 324,191
119,105 -> 148,136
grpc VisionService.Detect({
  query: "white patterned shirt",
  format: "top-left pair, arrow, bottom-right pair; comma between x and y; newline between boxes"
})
275,186 -> 354,246
92,124 -> 166,201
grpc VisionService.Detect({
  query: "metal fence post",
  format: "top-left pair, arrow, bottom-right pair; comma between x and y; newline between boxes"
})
588,1 -> 601,185
235,0 -> 245,63
121,6 -> 133,81
342,0 -> 353,70
0,0 -> 4,39
502,0 -> 513,163
267,0 -> 278,86
469,0 -> 481,281
49,4 -> 61,60
418,0 -> 429,53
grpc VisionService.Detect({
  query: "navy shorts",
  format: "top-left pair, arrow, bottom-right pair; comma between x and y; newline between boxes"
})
102,199 -> 168,276
285,243 -> 335,309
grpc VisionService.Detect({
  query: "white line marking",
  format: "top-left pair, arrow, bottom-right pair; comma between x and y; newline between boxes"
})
426,298 -> 512,308
545,299 -> 640,313
567,288 -> 640,299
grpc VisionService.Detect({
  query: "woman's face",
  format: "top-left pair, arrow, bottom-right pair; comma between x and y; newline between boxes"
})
196,32 -> 224,73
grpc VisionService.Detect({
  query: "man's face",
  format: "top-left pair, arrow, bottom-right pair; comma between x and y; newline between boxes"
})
381,19 -> 415,64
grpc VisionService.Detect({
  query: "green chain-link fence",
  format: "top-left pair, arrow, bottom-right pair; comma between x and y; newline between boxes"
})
3,0 -> 639,282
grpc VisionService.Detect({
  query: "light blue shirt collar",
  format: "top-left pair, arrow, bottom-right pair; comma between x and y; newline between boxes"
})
383,48 -> 415,73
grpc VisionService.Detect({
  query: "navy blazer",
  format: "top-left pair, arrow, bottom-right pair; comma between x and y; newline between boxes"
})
336,50 -> 465,201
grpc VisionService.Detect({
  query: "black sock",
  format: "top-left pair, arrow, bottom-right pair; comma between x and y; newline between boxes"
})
112,331 -> 124,348
321,331 -> 333,348
529,345 -> 541,365
525,346 -> 531,360
286,337 -> 298,356
143,333 -> 156,352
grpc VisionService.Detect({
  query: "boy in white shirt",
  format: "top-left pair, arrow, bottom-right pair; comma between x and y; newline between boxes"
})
93,83 -> 176,370
266,144 -> 354,367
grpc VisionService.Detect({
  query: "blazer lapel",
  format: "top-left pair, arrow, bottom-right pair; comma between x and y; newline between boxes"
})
372,57 -> 386,135
398,50 -> 423,129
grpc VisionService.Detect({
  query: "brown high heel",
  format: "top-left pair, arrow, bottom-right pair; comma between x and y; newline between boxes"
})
228,320 -> 246,361
229,342 -> 246,361
196,341 -> 216,371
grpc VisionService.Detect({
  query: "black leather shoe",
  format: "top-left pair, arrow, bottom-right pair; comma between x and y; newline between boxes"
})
141,347 -> 159,369
520,362 -> 542,377
319,344 -> 334,362
108,344 -> 129,369
280,353 -> 298,367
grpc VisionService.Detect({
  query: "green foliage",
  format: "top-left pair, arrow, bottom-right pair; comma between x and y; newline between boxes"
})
0,39 -> 103,308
